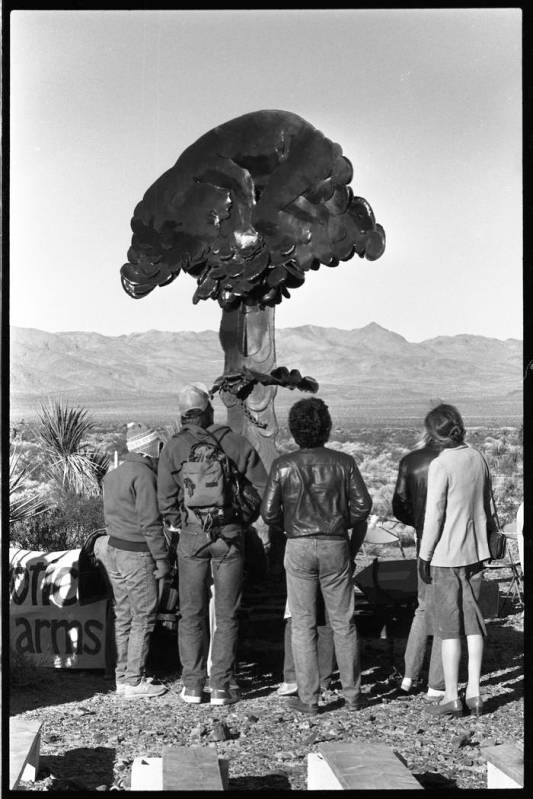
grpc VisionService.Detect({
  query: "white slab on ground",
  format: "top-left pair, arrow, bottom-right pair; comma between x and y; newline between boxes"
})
308,742 -> 423,790
131,750 -> 227,791
9,718 -> 43,789
483,743 -> 523,789
130,757 -> 163,791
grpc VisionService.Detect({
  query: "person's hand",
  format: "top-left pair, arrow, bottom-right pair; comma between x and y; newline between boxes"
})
418,558 -> 432,585
154,559 -> 171,580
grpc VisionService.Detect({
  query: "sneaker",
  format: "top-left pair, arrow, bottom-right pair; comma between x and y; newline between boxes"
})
287,697 -> 319,715
210,687 -> 240,706
422,690 -> 446,704
116,675 -> 153,695
205,678 -> 241,694
277,682 -> 298,696
123,681 -> 167,699
180,686 -> 204,704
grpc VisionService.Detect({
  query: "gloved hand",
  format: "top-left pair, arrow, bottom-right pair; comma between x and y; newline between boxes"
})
154,559 -> 171,580
418,558 -> 432,585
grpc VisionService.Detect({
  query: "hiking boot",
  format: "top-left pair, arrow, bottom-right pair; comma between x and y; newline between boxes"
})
123,680 -> 167,699
180,687 -> 205,704
287,697 -> 319,715
210,687 -> 240,706
276,682 -> 298,696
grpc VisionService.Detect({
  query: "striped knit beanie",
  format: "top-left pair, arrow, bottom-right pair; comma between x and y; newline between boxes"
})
126,422 -> 159,454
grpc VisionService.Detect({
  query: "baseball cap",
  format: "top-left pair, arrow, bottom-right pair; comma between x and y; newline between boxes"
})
178,382 -> 211,414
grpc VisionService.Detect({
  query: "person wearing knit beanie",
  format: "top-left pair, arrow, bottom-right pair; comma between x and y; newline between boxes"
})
101,420 -> 169,699
126,422 -> 160,458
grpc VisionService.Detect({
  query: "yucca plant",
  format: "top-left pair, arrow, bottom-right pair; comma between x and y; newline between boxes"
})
37,399 -> 110,497
9,446 -> 50,524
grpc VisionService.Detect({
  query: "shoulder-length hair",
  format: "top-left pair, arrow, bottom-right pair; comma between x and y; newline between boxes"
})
424,403 -> 465,449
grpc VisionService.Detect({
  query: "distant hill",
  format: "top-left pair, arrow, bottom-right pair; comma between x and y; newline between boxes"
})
9,324 -> 522,423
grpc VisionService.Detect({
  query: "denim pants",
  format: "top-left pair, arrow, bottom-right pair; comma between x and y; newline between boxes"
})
283,617 -> 336,685
178,531 -> 243,691
403,571 -> 444,691
102,545 -> 159,686
284,537 -> 360,706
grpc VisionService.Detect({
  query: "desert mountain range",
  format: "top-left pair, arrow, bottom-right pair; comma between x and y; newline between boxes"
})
10,324 -> 522,423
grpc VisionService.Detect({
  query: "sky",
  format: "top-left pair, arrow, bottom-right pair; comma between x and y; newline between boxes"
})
9,8 -> 522,342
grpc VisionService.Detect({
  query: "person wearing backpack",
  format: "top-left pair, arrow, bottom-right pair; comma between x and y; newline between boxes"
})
157,382 -> 267,706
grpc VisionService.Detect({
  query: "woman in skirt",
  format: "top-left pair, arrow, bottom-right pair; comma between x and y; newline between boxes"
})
418,404 -> 496,717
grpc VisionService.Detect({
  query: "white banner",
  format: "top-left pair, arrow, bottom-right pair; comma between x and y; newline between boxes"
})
9,547 -> 107,669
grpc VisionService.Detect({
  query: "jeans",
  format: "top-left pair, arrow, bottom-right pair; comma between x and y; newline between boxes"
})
403,571 -> 444,690
102,546 -> 159,686
284,537 -> 360,706
178,531 -> 243,691
283,617 -> 336,685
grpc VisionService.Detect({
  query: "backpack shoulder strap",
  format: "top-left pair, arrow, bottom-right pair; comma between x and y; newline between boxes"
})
204,425 -> 234,455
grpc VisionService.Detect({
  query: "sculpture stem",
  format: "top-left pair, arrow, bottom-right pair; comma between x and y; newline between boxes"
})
219,304 -> 279,472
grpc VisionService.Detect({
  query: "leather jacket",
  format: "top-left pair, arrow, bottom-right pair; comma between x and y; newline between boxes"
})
261,447 -> 372,539
392,445 -> 440,542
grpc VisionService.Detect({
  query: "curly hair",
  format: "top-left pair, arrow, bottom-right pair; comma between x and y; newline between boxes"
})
288,397 -> 332,449
424,403 -> 465,449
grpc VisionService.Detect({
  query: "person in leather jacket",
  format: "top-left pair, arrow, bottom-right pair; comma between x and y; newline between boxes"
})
261,397 -> 372,714
392,435 -> 444,701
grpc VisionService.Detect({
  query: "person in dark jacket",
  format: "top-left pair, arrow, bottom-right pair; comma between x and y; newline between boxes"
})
261,397 -> 372,714
392,438 -> 445,701
158,382 -> 267,707
102,422 -> 170,699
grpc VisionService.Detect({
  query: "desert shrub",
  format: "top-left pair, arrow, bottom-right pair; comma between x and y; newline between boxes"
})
9,446 -> 50,524
369,483 -> 395,518
10,493 -> 105,551
37,400 -> 109,496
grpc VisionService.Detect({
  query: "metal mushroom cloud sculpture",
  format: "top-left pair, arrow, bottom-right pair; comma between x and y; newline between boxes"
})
120,109 -> 386,468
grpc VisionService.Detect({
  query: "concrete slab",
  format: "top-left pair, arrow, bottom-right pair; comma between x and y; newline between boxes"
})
9,718 -> 43,789
308,741 -> 423,790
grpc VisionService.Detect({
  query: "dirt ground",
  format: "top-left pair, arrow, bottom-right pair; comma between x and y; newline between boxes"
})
11,564 -> 523,791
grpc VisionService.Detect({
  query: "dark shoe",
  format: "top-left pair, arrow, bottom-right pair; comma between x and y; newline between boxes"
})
387,686 -> 417,700
210,687 -> 240,706
287,697 -> 319,715
426,698 -> 464,717
344,695 -> 370,711
465,696 -> 485,716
